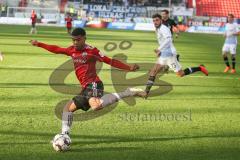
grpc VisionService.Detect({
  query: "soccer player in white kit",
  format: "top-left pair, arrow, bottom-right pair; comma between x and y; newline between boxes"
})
143,14 -> 209,97
222,14 -> 240,73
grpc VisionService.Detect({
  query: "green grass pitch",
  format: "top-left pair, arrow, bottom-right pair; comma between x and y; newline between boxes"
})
0,24 -> 239,160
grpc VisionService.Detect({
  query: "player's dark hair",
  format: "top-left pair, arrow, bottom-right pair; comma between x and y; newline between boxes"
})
152,13 -> 162,19
161,9 -> 169,14
71,28 -> 86,37
228,13 -> 234,18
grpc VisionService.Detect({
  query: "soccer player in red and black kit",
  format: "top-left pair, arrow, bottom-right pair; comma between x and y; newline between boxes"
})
30,10 -> 37,34
29,28 -> 145,138
65,14 -> 73,34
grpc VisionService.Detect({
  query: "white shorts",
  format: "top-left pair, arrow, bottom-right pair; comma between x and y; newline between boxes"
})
157,56 -> 182,72
222,44 -> 237,55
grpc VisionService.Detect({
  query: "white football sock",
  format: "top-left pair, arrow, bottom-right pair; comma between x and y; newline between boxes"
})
61,112 -> 73,135
100,90 -> 133,107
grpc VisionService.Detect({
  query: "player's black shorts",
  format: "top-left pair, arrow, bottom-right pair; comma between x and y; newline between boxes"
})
32,23 -> 36,28
72,81 -> 104,111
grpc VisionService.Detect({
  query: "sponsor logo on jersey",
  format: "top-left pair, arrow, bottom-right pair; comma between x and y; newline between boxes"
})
73,58 -> 87,64
82,51 -> 88,58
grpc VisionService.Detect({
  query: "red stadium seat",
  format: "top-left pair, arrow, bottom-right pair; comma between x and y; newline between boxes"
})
194,0 -> 240,18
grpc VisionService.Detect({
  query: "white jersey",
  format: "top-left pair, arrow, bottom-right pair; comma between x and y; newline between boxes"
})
156,24 -> 177,58
224,23 -> 239,45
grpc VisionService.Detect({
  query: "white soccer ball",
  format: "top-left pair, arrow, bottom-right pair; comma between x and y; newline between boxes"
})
52,134 -> 71,152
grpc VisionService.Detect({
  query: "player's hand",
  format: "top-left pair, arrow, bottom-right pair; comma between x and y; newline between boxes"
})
129,64 -> 139,71
29,40 -> 39,46
154,49 -> 161,57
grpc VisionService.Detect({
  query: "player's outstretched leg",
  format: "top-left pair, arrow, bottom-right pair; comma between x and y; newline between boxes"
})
178,65 -> 208,77
231,55 -> 236,73
61,87 -> 145,135
89,88 -> 145,110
